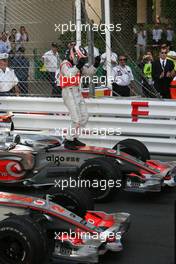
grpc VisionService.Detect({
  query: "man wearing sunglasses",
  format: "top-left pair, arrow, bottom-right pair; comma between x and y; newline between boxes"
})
152,48 -> 175,98
112,55 -> 134,96
0,53 -> 19,96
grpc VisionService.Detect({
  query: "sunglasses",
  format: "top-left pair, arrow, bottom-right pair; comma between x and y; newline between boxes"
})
161,52 -> 167,54
119,58 -> 126,61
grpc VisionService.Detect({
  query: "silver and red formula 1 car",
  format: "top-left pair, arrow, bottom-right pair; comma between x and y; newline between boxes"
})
0,114 -> 175,201
0,190 -> 130,264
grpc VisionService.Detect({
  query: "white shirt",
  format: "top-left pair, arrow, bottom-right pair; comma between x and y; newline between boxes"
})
42,50 -> 61,73
0,67 -> 18,92
113,65 -> 134,86
84,46 -> 100,57
137,30 -> 147,46
152,29 -> 163,42
15,32 -> 28,51
160,58 -> 166,69
166,30 -> 174,42
0,40 -> 11,53
101,52 -> 118,71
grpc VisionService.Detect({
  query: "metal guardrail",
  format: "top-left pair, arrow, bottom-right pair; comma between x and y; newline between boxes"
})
0,96 -> 176,155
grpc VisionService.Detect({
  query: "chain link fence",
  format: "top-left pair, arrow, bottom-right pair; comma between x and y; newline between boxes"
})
0,0 -> 175,97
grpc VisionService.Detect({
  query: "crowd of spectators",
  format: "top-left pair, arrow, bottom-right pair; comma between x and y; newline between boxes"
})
138,43 -> 176,99
0,21 -> 175,99
0,26 -> 29,96
134,22 -> 175,61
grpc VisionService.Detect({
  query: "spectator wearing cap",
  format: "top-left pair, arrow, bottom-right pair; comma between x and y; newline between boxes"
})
11,47 -> 30,94
0,53 -> 19,96
112,55 -> 135,96
167,51 -> 176,71
42,42 -> 62,97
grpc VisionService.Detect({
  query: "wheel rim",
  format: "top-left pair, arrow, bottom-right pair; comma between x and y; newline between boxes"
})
80,166 -> 111,200
0,235 -> 26,263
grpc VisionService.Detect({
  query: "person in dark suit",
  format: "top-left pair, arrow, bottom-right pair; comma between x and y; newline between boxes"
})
152,48 -> 175,98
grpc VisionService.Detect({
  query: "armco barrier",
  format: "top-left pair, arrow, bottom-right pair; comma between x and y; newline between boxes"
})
0,96 -> 176,155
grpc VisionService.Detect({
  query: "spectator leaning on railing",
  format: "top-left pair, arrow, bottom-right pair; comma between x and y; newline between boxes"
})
0,53 -> 19,96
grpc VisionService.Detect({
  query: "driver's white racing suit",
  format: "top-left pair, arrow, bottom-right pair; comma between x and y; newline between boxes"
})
60,60 -> 97,140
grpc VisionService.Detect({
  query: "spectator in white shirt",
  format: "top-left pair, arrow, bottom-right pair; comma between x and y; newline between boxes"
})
42,42 -> 62,97
101,52 -> 118,71
135,24 -> 147,61
0,53 -> 19,96
166,25 -> 174,48
100,52 -> 118,84
152,23 -> 163,46
84,46 -> 100,58
112,55 -> 134,96
15,26 -> 29,51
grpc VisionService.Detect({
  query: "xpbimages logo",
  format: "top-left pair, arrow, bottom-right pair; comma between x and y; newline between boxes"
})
55,21 -> 122,34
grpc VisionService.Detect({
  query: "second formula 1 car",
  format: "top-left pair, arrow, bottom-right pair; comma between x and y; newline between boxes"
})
0,190 -> 130,264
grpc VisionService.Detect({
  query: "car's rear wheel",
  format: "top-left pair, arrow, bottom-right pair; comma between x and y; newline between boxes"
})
79,157 -> 122,202
47,186 -> 94,218
113,138 -> 150,162
0,215 -> 48,264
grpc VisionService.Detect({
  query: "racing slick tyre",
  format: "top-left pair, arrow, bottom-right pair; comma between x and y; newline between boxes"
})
113,138 -> 150,162
47,186 -> 94,218
79,157 -> 122,202
0,215 -> 49,264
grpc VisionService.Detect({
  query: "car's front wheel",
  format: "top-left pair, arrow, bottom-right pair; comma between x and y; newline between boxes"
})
47,186 -> 94,218
0,215 -> 48,264
79,157 -> 122,202
113,138 -> 150,161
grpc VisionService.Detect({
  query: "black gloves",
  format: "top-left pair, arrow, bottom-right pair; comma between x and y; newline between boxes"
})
76,56 -> 101,70
94,56 -> 101,68
76,58 -> 87,70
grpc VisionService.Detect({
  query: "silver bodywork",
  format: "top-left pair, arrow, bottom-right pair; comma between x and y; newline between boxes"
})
0,192 -> 130,263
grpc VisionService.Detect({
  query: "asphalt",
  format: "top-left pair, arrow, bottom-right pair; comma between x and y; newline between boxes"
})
96,188 -> 175,264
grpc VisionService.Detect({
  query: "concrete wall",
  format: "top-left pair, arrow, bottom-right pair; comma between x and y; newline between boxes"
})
85,0 -> 102,24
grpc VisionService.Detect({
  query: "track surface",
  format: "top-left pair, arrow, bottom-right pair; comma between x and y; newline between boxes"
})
96,188 -> 175,264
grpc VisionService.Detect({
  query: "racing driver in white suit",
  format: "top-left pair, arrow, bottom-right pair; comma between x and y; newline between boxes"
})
60,44 -> 100,150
